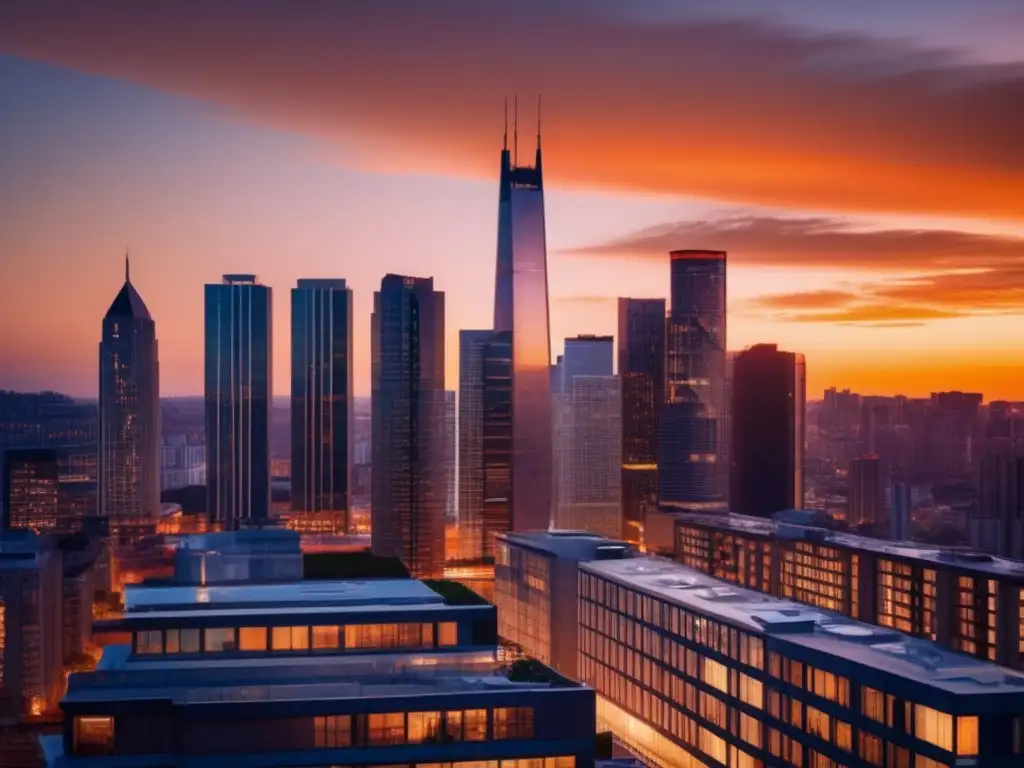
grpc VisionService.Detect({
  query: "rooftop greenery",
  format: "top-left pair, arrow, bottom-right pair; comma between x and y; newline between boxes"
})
505,658 -> 575,687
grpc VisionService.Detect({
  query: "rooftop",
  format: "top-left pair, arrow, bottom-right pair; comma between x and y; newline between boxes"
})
104,279 -> 152,320
498,530 -> 635,562
123,578 -> 443,613
582,556 -> 1024,697
670,511 -> 1024,580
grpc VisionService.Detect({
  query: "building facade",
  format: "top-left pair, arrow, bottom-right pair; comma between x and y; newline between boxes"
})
204,274 -> 273,528
493,123 -> 553,533
556,336 -> 613,395
618,298 -> 665,544
99,258 -> 160,539
371,274 -> 446,578
849,455 -> 885,528
290,279 -> 354,532
971,453 -> 1024,559
729,344 -> 806,518
3,449 -> 59,532
660,251 -> 727,513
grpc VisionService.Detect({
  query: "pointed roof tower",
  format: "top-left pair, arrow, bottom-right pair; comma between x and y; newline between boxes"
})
105,249 -> 152,320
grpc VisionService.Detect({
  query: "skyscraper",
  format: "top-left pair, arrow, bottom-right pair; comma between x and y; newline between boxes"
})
849,454 -> 884,528
971,453 -> 1024,559
493,105 -> 553,532
99,256 -> 160,539
204,275 -> 272,528
557,335 -> 613,393
371,274 -> 445,578
730,343 -> 806,518
660,250 -> 727,511
290,279 -> 353,532
2,449 -> 58,532
442,389 -> 457,521
618,298 -> 665,542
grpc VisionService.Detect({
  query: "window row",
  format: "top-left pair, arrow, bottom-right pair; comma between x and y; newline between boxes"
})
134,622 -> 460,655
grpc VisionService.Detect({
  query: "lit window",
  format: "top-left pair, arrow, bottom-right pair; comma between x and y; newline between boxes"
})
367,712 -> 405,745
956,714 -> 979,756
314,714 -> 351,747
408,711 -> 442,743
493,707 -> 534,739
915,704 -> 953,752
165,629 -> 180,654
438,622 -> 459,647
701,657 -> 728,694
204,627 -> 235,652
861,686 -> 884,723
464,709 -> 487,741
74,716 -> 114,756
135,630 -> 162,655
272,626 -> 309,651
806,705 -> 829,740
312,626 -> 339,649
239,627 -> 267,651
834,719 -> 852,751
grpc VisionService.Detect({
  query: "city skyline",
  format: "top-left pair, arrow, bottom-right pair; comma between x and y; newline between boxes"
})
4,3 -> 1024,401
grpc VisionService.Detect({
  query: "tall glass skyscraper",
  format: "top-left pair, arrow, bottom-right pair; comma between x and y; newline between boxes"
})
371,274 -> 445,578
730,343 -> 806,518
290,279 -> 353,532
493,116 -> 553,532
660,250 -> 727,511
204,274 -> 272,528
99,257 -> 160,539
618,298 -> 665,542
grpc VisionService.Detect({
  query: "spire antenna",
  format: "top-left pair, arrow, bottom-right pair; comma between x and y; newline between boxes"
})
503,96 -> 508,151
537,94 -> 542,150
514,95 -> 519,166
125,248 -> 130,282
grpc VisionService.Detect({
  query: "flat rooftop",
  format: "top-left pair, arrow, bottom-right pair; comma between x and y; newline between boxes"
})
582,556 -> 1024,697
498,530 -> 634,561
124,579 -> 443,613
670,511 -> 1024,580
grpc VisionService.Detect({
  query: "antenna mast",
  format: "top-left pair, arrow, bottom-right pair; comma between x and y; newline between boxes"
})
514,95 -> 519,166
503,96 -> 508,151
537,94 -> 542,150
125,248 -> 130,282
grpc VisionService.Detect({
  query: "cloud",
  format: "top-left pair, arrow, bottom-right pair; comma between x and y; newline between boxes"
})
1,2 -> 1023,219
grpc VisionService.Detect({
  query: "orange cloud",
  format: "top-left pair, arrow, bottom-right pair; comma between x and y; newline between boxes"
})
1,3 -> 1023,220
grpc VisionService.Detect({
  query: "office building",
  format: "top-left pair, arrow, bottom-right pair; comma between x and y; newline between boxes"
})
204,274 -> 273,528
290,279 -> 354,533
891,480 -> 912,541
495,530 -> 634,679
0,531 -> 63,719
3,449 -> 59,532
493,110 -> 553,532
371,274 -> 446,578
730,344 -> 806,518
556,376 -> 621,538
849,455 -> 885,528
99,257 -> 160,539
443,390 -> 457,520
971,453 -> 1024,559
556,336 -> 613,394
660,250 -> 727,512
618,298 -> 665,543
662,510 -> 1024,669
48,576 -> 597,767
578,554 -> 1024,768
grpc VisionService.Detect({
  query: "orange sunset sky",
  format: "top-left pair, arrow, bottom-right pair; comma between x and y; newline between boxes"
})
2,2 -> 1024,400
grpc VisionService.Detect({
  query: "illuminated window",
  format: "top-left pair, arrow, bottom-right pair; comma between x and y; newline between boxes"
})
739,673 -> 763,709
272,626 -> 309,651
438,622 -> 459,647
702,657 -> 728,694
135,630 -> 162,654
739,712 -> 761,748
834,719 -> 852,751
861,686 -> 884,723
165,629 -> 180,654
314,714 -> 351,747
312,626 -> 339,649
859,732 -> 883,766
446,710 -> 464,741
915,704 -> 953,752
239,627 -> 267,651
204,627 -> 235,652
806,705 -> 829,741
74,716 -> 114,756
464,709 -> 487,741
367,712 -> 405,745
408,711 -> 442,743
493,707 -> 534,739
956,714 -> 979,756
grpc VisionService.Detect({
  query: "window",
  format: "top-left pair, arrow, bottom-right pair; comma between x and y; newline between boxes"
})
859,732 -> 883,766
165,629 -> 181,654
493,707 -> 534,739
74,716 -> 114,756
312,625 -> 340,649
915,704 -> 953,752
314,714 -> 351,747
861,686 -> 884,723
204,627 -> 235,652
739,712 -> 761,748
787,660 -> 803,687
367,712 -> 405,745
738,673 -> 763,709
806,705 -> 829,741
957,714 -> 979,756
239,627 -> 267,651
408,711 -> 442,743
464,709 -> 487,741
834,720 -> 852,751
180,629 -> 200,653
438,622 -> 459,647
135,630 -> 162,654
702,658 -> 728,694
272,626 -> 309,651
446,710 -> 464,741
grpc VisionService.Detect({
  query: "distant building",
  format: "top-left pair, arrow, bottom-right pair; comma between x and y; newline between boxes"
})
891,480 -> 913,541
204,274 -> 272,528
730,344 -> 806,518
99,257 -> 160,540
660,250 -> 727,512
172,528 -> 303,584
371,274 -> 446,578
290,279 -> 354,532
617,298 -> 665,543
3,449 -> 59,532
971,453 -> 1024,559
556,335 -> 613,394
849,454 -> 885,527
442,390 -> 457,520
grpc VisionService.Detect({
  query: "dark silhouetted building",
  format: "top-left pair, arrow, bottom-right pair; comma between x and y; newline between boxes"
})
730,344 -> 806,518
3,449 -> 59,532
849,454 -> 884,528
493,117 -> 553,532
971,453 -> 1024,559
290,279 -> 353,532
371,274 -> 445,578
99,257 -> 160,539
205,274 -> 272,528
660,250 -> 727,512
617,298 -> 665,542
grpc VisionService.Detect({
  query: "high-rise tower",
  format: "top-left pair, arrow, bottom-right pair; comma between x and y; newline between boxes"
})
290,279 -> 353,532
660,250 -> 727,511
204,274 -> 272,528
493,99 -> 552,531
99,255 -> 160,539
371,274 -> 446,578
